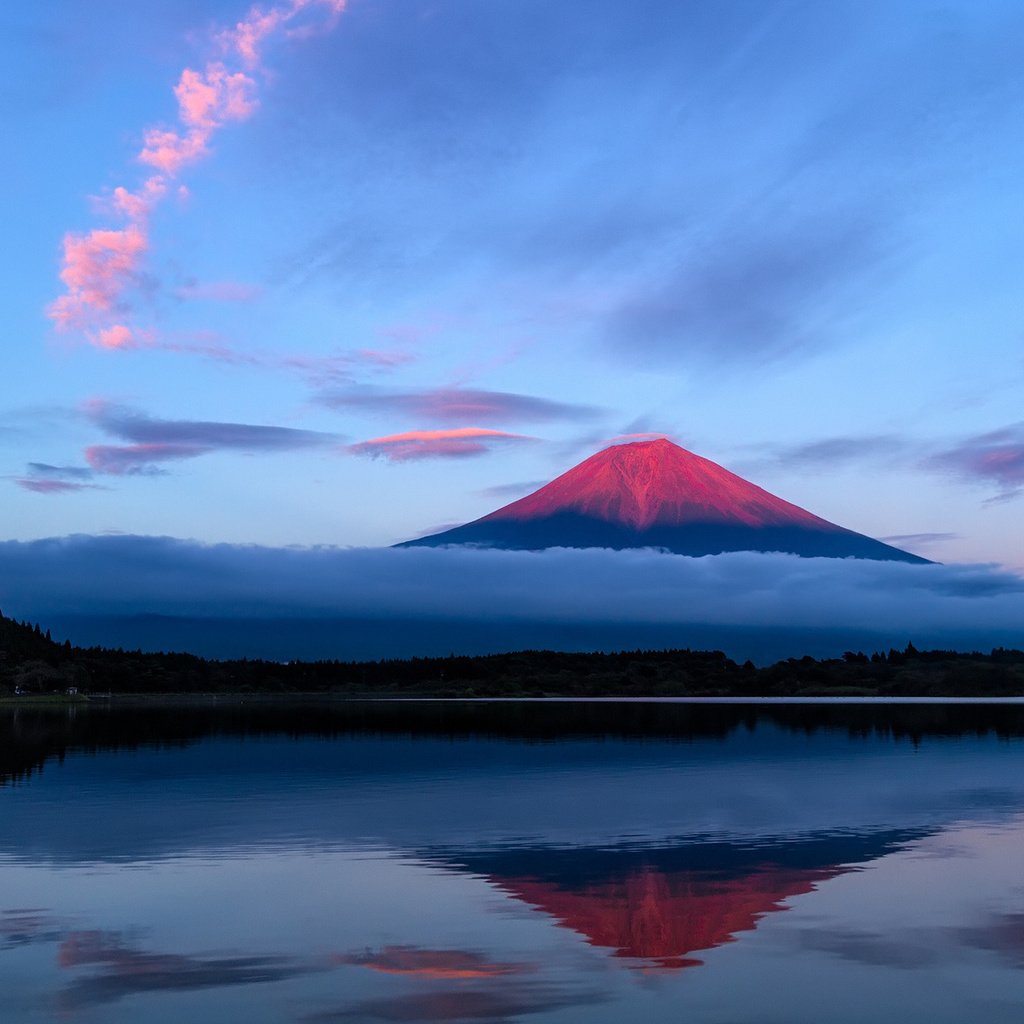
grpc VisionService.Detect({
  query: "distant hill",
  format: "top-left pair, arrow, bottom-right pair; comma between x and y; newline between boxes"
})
400,438 -> 928,562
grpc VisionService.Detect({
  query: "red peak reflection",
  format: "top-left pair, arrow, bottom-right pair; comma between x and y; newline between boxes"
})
492,863 -> 846,969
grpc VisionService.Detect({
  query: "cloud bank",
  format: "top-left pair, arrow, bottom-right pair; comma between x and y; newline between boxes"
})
1,536 -> 1021,663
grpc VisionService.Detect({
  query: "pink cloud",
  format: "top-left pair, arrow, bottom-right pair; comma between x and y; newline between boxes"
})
96,325 -> 137,350
108,176 -> 167,221
221,0 -> 348,67
85,443 -> 210,475
175,64 -> 257,129
222,7 -> 287,67
137,127 -> 208,176
48,225 -> 148,333
348,427 -> 533,463
50,0 -> 348,349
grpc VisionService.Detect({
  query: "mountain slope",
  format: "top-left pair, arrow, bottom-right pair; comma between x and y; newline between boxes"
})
400,438 -> 929,562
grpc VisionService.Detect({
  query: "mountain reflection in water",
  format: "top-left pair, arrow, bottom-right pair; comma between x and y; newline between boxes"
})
3,701 -> 1024,1023
432,832 -> 925,969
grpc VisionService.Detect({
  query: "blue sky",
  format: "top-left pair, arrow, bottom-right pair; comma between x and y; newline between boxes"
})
3,0 -> 1023,568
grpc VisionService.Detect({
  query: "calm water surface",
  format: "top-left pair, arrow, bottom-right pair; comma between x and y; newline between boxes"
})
2,701 -> 1024,1023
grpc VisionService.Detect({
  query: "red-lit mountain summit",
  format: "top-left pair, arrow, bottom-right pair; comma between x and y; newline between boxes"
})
402,438 -> 928,562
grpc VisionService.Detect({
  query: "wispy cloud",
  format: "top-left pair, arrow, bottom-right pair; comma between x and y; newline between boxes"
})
12,463 -> 101,494
173,280 -> 263,303
604,432 -> 672,445
25,463 -> 94,481
322,386 -> 599,426
730,425 -> 1024,507
477,480 -> 547,500
87,402 -> 337,450
775,435 -> 907,467
84,443 -> 210,476
47,0 -> 348,348
881,533 -> 961,548
604,212 -> 882,366
348,428 -> 533,462
15,479 -> 98,495
154,338 -> 413,384
927,424 -> 1024,501
75,402 -> 338,475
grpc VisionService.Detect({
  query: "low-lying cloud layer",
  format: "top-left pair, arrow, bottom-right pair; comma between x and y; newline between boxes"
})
1,536 -> 1022,663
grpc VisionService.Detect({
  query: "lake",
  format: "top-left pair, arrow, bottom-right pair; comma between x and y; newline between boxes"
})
2,700 -> 1024,1022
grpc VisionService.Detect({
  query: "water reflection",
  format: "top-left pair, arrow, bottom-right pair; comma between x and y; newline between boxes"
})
303,985 -> 607,1023
438,835 -> 920,969
3,703 -> 1024,1022
57,930 -> 311,1012
333,947 -> 531,979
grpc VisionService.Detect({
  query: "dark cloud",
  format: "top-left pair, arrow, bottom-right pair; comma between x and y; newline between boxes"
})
927,423 -> 1024,500
321,387 -> 599,427
1,537 -> 1022,660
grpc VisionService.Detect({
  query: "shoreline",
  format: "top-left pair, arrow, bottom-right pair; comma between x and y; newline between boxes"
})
5,692 -> 1024,707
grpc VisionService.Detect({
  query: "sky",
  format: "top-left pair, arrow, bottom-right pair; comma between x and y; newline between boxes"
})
1,0 -> 1023,656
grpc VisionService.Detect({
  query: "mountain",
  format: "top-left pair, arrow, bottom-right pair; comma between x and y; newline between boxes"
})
399,438 -> 929,562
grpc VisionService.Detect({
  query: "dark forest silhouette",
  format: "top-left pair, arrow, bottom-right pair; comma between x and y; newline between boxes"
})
1,609 -> 1022,698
